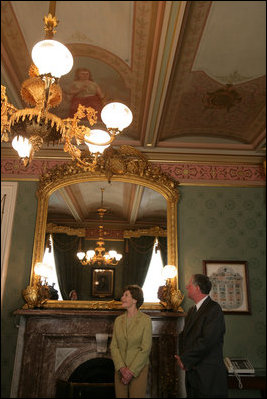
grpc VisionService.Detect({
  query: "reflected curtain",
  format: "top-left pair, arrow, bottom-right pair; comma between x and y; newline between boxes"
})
158,236 -> 167,266
44,233 -> 50,252
52,233 -> 86,300
122,236 -> 154,288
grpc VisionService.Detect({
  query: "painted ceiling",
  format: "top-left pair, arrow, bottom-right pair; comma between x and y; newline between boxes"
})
1,1 -> 266,228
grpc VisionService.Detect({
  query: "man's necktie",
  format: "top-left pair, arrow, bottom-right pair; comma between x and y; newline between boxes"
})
191,305 -> 197,315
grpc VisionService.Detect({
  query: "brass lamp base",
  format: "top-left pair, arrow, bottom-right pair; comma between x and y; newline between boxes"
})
22,281 -> 51,309
158,284 -> 184,312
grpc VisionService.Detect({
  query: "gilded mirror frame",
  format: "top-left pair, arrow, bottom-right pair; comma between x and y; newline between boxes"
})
29,146 -> 180,309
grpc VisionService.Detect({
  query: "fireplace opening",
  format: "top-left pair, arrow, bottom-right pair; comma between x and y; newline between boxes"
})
56,358 -> 115,398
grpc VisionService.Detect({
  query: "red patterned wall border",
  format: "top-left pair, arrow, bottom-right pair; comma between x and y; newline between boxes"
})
159,163 -> 265,186
1,158 -> 266,186
1,159 -> 68,180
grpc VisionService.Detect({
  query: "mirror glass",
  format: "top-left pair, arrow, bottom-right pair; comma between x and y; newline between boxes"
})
29,148 -> 179,309
46,181 -> 167,301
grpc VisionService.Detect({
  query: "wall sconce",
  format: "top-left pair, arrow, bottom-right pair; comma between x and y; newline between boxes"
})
157,265 -> 184,312
22,262 -> 52,308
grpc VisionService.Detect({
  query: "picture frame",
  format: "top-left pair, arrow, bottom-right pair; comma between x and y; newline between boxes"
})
203,260 -> 251,314
92,268 -> 114,298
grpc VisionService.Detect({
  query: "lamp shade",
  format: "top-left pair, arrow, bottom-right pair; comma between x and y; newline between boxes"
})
84,129 -> 111,154
77,251 -> 85,260
32,39 -> 73,78
12,136 -> 32,158
86,250 -> 95,259
34,262 -> 52,278
101,102 -> 133,132
162,265 -> 177,280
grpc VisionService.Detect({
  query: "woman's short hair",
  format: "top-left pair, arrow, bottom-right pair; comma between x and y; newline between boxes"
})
192,274 -> 212,294
123,284 -> 144,309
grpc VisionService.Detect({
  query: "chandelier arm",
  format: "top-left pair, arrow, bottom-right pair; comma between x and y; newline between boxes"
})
1,12 -> 132,167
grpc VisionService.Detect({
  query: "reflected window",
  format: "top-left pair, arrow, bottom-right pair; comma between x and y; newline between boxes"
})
42,235 -> 63,300
142,238 -> 165,302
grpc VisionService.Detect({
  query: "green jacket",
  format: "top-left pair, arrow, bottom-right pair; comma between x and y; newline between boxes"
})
110,310 -> 152,377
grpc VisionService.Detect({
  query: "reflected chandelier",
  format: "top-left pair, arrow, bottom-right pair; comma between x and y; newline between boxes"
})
1,13 -> 132,168
77,188 -> 123,266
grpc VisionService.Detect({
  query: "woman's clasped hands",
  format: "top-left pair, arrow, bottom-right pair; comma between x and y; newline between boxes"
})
119,366 -> 134,385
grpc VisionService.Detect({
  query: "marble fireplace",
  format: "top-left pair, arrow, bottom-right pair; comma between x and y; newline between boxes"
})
12,309 -> 186,398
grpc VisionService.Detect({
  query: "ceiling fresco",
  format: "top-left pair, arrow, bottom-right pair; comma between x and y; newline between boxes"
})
1,1 -> 266,226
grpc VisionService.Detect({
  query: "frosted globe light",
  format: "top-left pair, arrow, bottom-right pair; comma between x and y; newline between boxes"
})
32,40 -> 73,78
108,250 -> 117,259
12,136 -> 32,158
34,262 -> 52,278
162,265 -> 177,280
101,102 -> 133,132
84,129 -> 111,154
77,252 -> 85,260
86,250 -> 95,259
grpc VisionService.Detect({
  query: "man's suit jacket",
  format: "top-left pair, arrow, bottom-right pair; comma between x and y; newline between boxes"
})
110,310 -> 152,378
179,296 -> 228,397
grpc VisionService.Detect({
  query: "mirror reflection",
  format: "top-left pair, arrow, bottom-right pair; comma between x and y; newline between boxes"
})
45,181 -> 167,302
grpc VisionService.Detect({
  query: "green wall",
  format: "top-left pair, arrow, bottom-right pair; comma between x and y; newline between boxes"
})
177,186 -> 266,368
1,182 -> 266,397
1,181 -> 38,398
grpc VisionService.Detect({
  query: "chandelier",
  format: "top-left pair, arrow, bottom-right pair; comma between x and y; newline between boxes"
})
1,13 -> 132,168
77,188 -> 123,266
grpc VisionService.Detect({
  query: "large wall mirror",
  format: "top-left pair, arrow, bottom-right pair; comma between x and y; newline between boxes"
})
28,146 -> 179,309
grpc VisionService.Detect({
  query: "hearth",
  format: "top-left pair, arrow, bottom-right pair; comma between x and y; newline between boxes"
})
56,357 -> 115,398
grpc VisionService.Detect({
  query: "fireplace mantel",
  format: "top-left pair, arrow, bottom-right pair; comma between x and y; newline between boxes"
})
12,308 -> 186,398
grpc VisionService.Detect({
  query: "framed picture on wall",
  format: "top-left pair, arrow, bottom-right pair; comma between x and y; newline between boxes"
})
203,260 -> 251,314
92,268 -> 114,298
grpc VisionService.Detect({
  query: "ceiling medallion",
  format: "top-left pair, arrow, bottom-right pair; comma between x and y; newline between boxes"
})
202,84 -> 242,111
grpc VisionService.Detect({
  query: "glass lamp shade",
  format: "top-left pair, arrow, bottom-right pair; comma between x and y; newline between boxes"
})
31,39 -> 73,78
86,250 -> 95,259
34,262 -> 52,278
108,250 -> 122,260
108,250 -> 117,258
12,136 -> 32,158
84,129 -> 111,154
162,265 -> 177,280
77,251 -> 85,260
101,102 -> 133,132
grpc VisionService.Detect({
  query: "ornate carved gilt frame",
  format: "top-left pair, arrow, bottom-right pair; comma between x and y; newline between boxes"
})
30,146 -> 180,309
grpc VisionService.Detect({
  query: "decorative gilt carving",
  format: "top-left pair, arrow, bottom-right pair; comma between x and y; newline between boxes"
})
26,145 -> 182,310
22,275 -> 51,309
124,226 -> 167,238
46,222 -> 86,237
38,145 -> 179,202
158,284 -> 184,312
46,222 -> 167,239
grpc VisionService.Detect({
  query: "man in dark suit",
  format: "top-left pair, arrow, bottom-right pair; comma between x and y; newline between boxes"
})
175,274 -> 228,398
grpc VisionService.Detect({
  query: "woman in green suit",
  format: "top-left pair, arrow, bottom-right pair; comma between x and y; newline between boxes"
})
110,285 -> 152,398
